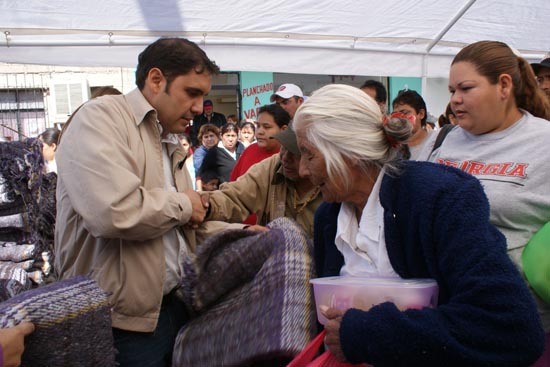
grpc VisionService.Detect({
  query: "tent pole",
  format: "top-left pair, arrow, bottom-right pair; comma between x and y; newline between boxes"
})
0,38 -> 455,56
422,0 -> 477,96
422,56 -> 428,95
426,0 -> 477,54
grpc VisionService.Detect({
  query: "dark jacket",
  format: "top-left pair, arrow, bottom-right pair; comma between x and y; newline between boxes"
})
199,142 -> 245,183
314,160 -> 544,367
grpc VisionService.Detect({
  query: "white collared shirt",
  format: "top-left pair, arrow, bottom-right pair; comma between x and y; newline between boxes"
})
218,140 -> 237,160
160,128 -> 189,294
46,159 -> 57,174
335,168 -> 398,278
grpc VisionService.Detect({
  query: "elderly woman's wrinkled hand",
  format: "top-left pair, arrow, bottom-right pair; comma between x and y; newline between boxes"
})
320,305 -> 347,362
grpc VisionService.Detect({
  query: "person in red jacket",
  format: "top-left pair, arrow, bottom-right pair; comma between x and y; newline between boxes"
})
230,104 -> 290,181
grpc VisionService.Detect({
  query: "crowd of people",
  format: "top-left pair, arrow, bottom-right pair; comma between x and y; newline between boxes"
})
1,36 -> 550,367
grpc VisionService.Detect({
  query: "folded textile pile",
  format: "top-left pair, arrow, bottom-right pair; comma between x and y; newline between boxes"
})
0,275 -> 115,367
173,217 -> 317,367
180,227 -> 276,313
0,139 -> 56,300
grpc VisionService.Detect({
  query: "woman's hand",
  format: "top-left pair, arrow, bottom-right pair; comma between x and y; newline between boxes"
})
320,305 -> 348,362
0,322 -> 35,367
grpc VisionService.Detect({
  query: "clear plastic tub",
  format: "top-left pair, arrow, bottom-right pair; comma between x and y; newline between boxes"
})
310,276 -> 439,325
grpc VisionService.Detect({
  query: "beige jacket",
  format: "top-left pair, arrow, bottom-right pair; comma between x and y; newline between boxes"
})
55,89 -> 222,332
208,154 -> 322,238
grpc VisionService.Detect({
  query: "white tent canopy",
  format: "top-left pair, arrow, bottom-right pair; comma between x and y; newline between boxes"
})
1,0 -> 550,77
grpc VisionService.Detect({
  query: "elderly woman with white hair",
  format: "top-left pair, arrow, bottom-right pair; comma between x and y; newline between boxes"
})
293,84 -> 544,366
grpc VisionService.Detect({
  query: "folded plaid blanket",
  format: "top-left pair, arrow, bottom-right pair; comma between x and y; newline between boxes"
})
180,226 -> 277,313
0,275 -> 115,366
173,217 -> 317,367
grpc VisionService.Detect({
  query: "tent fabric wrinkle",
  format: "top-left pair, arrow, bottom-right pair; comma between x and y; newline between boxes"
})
1,0 -> 549,77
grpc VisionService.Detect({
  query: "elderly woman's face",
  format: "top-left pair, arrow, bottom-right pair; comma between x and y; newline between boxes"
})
296,129 -> 345,202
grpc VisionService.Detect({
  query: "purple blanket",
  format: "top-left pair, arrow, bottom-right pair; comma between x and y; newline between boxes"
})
0,275 -> 115,366
173,217 -> 317,366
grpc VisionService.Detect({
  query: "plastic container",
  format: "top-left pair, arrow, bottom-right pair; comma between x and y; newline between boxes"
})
310,276 -> 439,325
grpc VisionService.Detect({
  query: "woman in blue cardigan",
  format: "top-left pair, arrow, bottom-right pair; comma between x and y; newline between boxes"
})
293,84 -> 544,367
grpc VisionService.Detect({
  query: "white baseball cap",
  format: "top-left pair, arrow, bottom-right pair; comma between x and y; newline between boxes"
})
270,84 -> 304,102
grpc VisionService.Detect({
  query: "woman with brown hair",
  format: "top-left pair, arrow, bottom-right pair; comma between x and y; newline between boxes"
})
38,127 -> 61,173
438,102 -> 457,127
198,122 -> 244,185
430,40 -> 550,366
192,123 -> 220,176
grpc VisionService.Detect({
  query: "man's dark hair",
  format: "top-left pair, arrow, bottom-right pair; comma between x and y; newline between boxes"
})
392,89 -> 428,126
200,170 -> 220,184
135,38 -> 220,90
360,80 -> 387,104
258,104 -> 291,128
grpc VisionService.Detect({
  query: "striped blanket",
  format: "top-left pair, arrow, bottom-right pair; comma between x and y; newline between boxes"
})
0,275 -> 115,366
173,217 -> 317,366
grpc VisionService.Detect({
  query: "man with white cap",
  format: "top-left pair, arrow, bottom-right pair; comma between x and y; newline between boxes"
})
270,83 -> 305,119
531,57 -> 550,102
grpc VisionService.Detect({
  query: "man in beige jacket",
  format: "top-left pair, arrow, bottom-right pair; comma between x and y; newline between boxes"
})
55,38 -> 217,366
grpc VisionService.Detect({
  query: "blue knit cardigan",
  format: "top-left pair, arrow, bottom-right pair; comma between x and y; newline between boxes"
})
314,160 -> 544,367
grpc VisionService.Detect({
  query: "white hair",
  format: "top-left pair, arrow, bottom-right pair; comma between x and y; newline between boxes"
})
294,84 -> 410,188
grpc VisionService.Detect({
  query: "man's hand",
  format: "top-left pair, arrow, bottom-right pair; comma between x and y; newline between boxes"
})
200,193 -> 210,216
320,305 -> 347,362
0,322 -> 35,367
184,189 -> 208,227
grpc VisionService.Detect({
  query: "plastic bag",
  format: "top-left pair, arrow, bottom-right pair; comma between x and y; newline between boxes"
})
287,330 -> 369,367
522,222 -> 550,303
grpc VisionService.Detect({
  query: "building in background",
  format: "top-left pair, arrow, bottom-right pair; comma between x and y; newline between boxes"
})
0,63 -> 135,140
1,62 -> 450,141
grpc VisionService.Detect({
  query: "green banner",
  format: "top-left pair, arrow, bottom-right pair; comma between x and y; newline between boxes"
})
388,77 -> 422,110
240,72 -> 274,120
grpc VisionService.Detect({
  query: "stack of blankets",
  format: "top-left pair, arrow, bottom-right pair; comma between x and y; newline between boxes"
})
0,139 -> 56,301
0,139 -> 116,365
